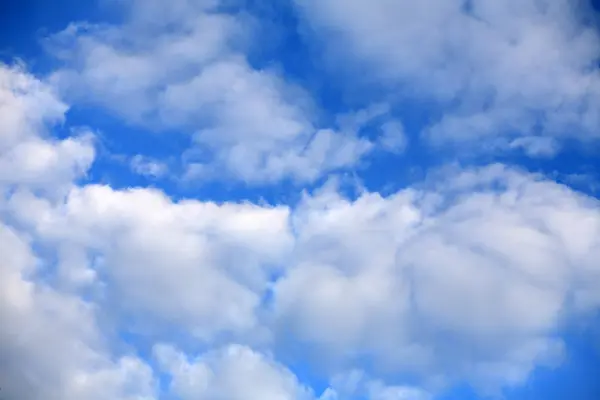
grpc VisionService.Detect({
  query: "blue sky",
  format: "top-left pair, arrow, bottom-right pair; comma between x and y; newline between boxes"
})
1,0 -> 600,399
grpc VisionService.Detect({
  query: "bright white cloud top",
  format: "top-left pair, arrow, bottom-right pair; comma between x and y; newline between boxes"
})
1,1 -> 600,399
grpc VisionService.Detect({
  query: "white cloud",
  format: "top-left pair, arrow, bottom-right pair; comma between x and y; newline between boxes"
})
46,1 -> 375,184
0,62 -> 157,400
508,136 -> 559,158
3,62 -> 600,400
367,383 -> 431,400
130,154 -> 168,178
8,184 -> 293,340
0,64 -> 292,345
0,63 -> 66,140
295,0 -> 600,153
153,343 -> 321,400
152,343 -> 424,400
0,62 -> 310,400
379,120 -> 408,154
0,222 -> 159,400
0,64 -> 94,195
325,370 -> 431,400
272,164 -> 600,391
0,62 -> 289,399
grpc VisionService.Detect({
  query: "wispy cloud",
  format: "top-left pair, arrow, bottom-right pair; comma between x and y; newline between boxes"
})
295,0 -> 600,154
44,1 -> 386,184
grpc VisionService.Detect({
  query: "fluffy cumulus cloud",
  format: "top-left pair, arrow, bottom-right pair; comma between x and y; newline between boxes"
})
0,64 -> 94,194
153,343 -> 319,400
295,0 -> 600,153
12,184 -> 293,340
2,0 -> 600,399
274,164 -> 600,390
0,63 -> 155,400
45,0 -> 379,183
